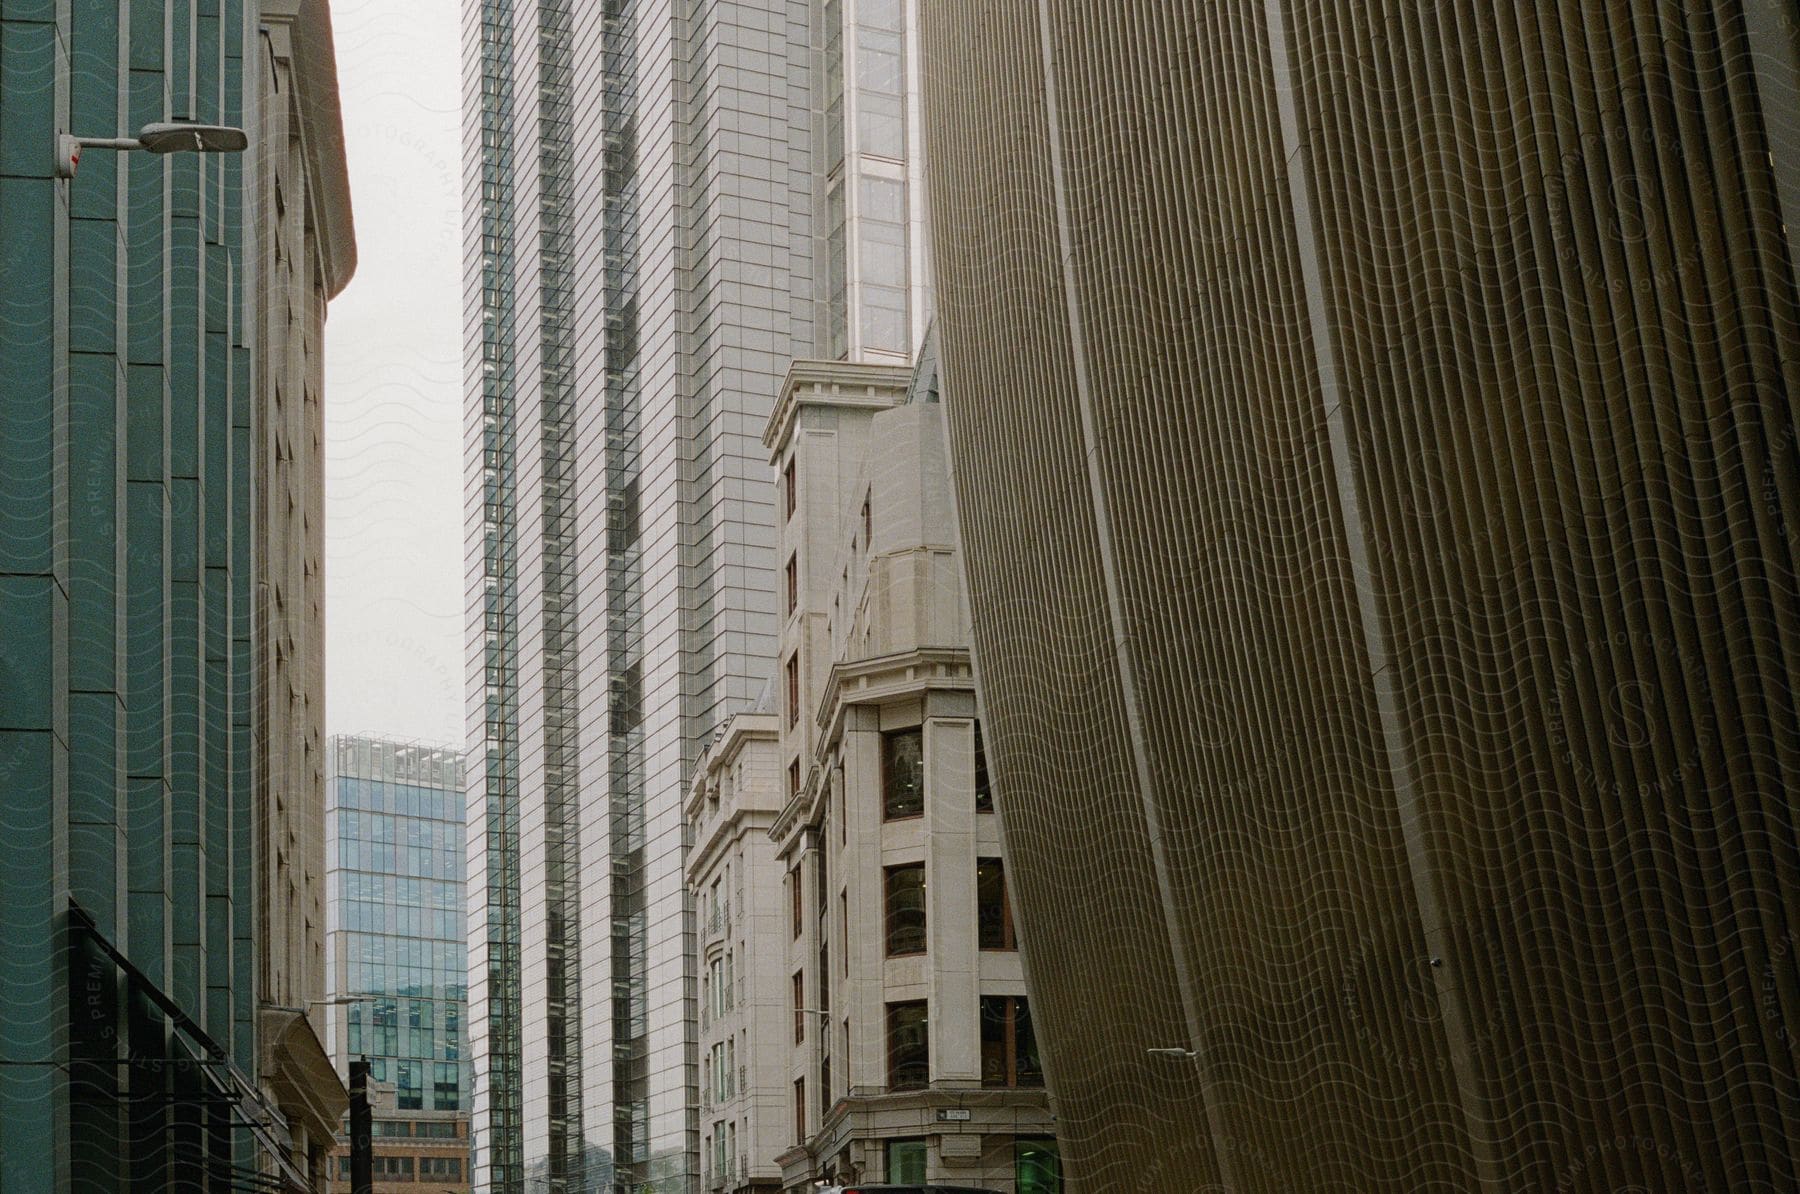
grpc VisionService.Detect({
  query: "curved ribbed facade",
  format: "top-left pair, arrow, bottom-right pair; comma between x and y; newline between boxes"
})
922,2 -> 1800,1190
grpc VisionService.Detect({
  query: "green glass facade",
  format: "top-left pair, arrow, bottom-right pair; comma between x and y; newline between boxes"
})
0,0 -> 263,1188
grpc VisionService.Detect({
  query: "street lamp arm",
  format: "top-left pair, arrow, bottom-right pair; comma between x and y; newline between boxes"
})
56,121 -> 248,179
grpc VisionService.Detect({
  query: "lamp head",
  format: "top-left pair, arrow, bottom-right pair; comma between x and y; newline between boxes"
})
136,121 -> 249,154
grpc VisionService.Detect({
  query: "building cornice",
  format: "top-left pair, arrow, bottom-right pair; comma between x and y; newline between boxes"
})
258,1007 -> 351,1148
818,645 -> 974,744
686,805 -> 780,884
683,713 -> 781,821
762,358 -> 914,461
263,0 -> 357,299
768,647 -> 973,851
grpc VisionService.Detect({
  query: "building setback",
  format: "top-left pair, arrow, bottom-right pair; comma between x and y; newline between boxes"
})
323,735 -> 472,1192
922,2 -> 1800,1192
0,0 -> 354,1188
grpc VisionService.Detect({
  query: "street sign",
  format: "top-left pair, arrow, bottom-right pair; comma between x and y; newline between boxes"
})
935,1108 -> 972,1122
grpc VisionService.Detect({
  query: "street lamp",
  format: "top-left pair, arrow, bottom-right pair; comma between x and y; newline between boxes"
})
56,119 -> 248,179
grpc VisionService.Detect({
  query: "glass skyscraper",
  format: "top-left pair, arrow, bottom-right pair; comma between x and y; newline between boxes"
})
324,737 -> 472,1118
462,0 -> 930,1189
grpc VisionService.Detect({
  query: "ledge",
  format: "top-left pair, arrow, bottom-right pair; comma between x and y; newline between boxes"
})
762,358 -> 914,461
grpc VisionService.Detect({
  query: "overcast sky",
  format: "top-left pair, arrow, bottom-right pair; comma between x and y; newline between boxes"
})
324,0 -> 464,749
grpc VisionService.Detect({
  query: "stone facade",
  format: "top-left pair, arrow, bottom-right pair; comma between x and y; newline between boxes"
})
253,2 -> 358,1184
758,361 -> 1056,1192
687,712 -> 787,1194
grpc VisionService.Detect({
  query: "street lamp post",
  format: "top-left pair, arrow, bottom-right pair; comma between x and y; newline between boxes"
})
55,119 -> 248,179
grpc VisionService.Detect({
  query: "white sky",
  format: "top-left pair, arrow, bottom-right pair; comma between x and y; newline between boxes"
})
323,0 -> 464,748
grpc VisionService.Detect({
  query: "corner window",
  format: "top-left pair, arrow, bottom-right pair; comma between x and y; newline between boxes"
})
977,857 -> 1015,950
980,996 -> 1041,1088
884,863 -> 927,956
881,727 -> 924,819
974,721 -> 993,812
887,1000 -> 929,1091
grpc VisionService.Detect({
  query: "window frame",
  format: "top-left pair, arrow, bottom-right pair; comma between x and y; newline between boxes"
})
974,720 -> 993,812
886,999 -> 929,1091
977,856 -> 1016,951
884,862 -> 927,956
881,726 -> 924,820
980,995 -> 1043,1088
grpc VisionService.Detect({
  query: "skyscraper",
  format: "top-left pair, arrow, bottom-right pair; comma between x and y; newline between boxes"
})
324,735 -> 472,1191
923,1 -> 1800,1191
462,0 -> 883,1187
0,0 -> 354,1187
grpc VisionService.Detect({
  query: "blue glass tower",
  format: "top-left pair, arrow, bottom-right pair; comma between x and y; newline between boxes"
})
324,737 -> 471,1116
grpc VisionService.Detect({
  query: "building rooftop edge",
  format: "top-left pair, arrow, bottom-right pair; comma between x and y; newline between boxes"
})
763,358 -> 916,461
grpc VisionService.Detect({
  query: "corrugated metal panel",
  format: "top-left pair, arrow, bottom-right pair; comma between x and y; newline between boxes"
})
924,2 -> 1800,1190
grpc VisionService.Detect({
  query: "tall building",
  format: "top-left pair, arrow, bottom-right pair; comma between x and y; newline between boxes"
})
462,0 -> 932,1188
0,0 -> 353,1188
757,358 -> 1058,1192
922,2 -> 1800,1192
323,735 -> 472,1191
254,1 -> 360,1183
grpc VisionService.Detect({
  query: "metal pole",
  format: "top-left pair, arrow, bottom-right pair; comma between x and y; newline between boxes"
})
349,1058 -> 372,1194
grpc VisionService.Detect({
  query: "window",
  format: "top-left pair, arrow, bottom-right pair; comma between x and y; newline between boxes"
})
434,1060 -> 460,1109
1016,1138 -> 1063,1193
784,459 -> 797,520
794,1077 -> 806,1142
862,495 -> 872,547
794,971 -> 806,1043
882,727 -> 924,819
786,553 -> 798,615
884,864 -> 927,955
786,654 -> 800,727
975,721 -> 993,812
981,996 -> 1042,1087
887,1000 -> 929,1090
789,760 -> 801,803
977,858 -> 1015,950
421,1157 -> 463,1180
791,868 -> 803,938
888,1138 -> 927,1183
841,893 -> 849,974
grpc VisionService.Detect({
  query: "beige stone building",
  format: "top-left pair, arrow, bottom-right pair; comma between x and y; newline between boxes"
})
252,0 -> 357,1185
734,358 -> 1058,1192
687,711 -> 788,1194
